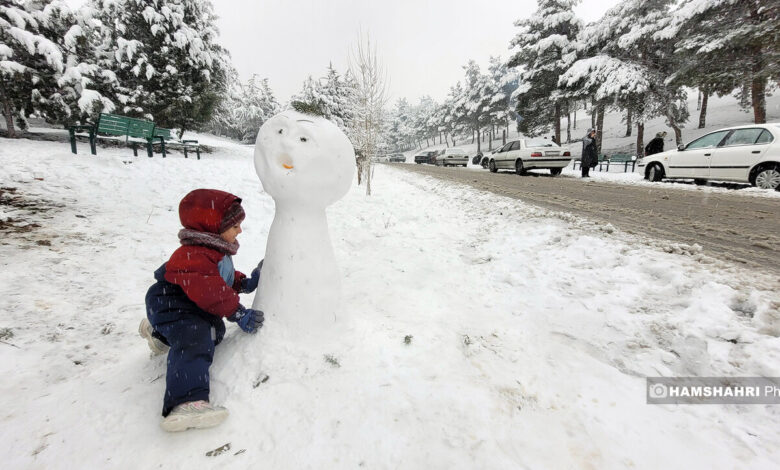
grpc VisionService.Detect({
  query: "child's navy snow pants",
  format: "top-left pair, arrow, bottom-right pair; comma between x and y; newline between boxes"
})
146,264 -> 226,417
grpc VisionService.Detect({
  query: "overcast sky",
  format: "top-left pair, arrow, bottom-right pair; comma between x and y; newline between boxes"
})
213,0 -> 618,104
66,0 -> 619,104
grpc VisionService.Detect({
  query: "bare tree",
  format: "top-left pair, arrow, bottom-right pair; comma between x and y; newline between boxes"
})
348,33 -> 389,196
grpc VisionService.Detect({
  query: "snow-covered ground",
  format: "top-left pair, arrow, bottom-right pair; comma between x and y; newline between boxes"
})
1,135 -> 779,469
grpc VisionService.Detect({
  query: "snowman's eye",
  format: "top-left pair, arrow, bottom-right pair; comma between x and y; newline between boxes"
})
278,129 -> 283,134
300,137 -> 308,142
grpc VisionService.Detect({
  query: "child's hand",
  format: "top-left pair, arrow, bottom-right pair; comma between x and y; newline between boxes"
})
241,260 -> 264,293
229,305 -> 264,333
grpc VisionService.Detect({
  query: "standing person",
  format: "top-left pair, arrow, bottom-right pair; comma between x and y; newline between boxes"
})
644,131 -> 667,156
581,128 -> 598,178
140,189 -> 264,432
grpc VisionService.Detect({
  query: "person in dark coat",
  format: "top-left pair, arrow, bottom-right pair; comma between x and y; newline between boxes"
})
581,128 -> 598,177
644,131 -> 667,156
140,188 -> 264,432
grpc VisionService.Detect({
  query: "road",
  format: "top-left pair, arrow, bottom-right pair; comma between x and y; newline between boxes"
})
395,164 -> 780,275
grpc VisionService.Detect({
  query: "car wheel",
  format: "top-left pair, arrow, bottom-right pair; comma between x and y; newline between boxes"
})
694,179 -> 707,186
753,165 -> 780,190
550,168 -> 562,176
481,158 -> 489,169
489,160 -> 497,173
515,160 -> 526,175
646,163 -> 664,182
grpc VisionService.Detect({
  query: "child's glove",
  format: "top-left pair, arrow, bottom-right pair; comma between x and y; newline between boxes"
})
241,260 -> 264,293
228,305 -> 264,334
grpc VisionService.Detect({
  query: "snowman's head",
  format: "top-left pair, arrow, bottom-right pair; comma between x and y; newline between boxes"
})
254,110 -> 355,208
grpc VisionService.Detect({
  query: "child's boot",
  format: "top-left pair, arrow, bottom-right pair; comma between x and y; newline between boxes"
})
161,400 -> 229,432
138,318 -> 169,355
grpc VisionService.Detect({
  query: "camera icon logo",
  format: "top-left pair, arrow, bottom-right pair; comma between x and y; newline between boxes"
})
649,383 -> 668,399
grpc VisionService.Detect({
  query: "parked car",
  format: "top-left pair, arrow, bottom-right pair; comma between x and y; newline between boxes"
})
414,150 -> 437,164
638,123 -> 780,190
435,148 -> 468,167
487,138 -> 572,175
388,153 -> 406,163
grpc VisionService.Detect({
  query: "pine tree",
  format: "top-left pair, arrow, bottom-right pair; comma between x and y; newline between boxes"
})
659,0 -> 779,124
89,0 -> 227,134
508,0 -> 581,141
207,68 -> 278,142
1,0 -> 65,136
559,0 -> 688,153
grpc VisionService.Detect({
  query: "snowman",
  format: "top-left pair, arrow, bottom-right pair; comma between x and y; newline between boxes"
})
252,109 -> 355,336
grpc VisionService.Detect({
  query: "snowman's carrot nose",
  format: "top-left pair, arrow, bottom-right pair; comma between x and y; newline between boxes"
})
283,163 -> 294,169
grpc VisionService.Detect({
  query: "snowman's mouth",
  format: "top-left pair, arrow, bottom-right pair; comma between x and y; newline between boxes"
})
278,153 -> 294,170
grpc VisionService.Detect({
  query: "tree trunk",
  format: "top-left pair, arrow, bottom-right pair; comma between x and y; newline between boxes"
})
365,161 -> 372,196
625,108 -> 632,137
751,75 -> 766,124
476,128 -> 481,153
566,113 -> 571,143
665,104 -> 683,146
697,90 -> 701,110
554,102 -> 561,145
489,129 -> 493,151
595,103 -> 605,156
591,105 -> 596,129
356,157 -> 365,185
573,108 -> 577,130
698,85 -> 709,129
502,128 -> 506,145
1,90 -> 17,138
636,122 -> 644,157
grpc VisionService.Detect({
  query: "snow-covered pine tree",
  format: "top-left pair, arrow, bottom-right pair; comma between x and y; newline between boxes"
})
442,82 -> 466,146
40,1 -> 118,126
460,60 -> 491,153
234,75 -> 278,142
508,0 -> 580,142
559,0 -> 688,154
414,95 -> 437,148
385,98 -> 412,151
1,0 -> 64,136
318,63 -> 355,132
659,0 -> 779,124
89,0 -> 227,135
484,56 -> 517,148
207,67 -> 278,142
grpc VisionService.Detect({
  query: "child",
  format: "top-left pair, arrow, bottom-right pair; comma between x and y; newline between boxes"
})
139,188 -> 264,432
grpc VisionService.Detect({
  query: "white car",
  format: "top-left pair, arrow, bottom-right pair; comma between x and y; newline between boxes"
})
488,138 -> 572,175
435,147 -> 468,167
638,123 -> 780,190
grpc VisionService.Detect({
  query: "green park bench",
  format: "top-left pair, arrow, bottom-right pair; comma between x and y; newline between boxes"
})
599,154 -> 636,172
572,154 -> 609,170
151,127 -> 201,159
69,113 -> 155,158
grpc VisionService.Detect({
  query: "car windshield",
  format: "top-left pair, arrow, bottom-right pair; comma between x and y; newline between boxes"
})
525,139 -> 560,148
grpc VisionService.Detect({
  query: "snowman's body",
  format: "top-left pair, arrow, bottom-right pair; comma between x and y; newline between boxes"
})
252,110 -> 354,334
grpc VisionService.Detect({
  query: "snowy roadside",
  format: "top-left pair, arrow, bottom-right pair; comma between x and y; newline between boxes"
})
1,138 -> 779,469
